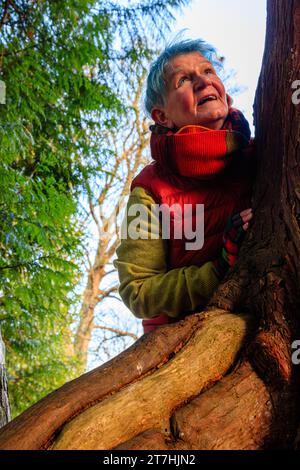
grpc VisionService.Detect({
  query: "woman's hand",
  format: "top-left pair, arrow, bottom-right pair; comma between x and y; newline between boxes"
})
235,208 -> 253,232
224,208 -> 253,243
213,208 -> 253,279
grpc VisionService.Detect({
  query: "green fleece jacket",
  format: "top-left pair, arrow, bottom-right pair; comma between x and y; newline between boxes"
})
114,187 -> 220,320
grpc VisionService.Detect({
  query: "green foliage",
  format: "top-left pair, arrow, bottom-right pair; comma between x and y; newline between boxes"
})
0,0 -> 188,417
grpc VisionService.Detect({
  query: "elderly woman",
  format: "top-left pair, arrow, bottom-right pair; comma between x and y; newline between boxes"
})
114,38 -> 255,334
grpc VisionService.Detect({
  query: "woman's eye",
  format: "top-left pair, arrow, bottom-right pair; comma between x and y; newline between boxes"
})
205,68 -> 215,75
178,76 -> 189,86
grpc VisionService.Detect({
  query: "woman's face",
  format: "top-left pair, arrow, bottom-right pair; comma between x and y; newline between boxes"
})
151,52 -> 229,130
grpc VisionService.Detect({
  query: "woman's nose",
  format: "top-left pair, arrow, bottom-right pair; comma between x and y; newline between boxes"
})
194,73 -> 212,89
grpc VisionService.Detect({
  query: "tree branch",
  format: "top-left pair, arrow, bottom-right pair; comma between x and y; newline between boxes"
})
0,0 -> 11,32
93,325 -> 138,341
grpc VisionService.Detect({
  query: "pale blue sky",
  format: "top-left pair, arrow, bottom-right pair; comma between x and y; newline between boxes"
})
170,0 -> 267,133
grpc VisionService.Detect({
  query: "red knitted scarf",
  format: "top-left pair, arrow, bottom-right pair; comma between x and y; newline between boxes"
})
150,107 -> 251,179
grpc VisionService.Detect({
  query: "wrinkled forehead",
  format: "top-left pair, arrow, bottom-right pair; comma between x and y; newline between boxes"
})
164,52 -> 212,84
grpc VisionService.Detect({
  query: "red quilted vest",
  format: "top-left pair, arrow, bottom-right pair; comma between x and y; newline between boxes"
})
130,117 -> 255,333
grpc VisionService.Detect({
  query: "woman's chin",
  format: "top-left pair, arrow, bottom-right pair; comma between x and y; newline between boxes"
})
199,106 -> 228,127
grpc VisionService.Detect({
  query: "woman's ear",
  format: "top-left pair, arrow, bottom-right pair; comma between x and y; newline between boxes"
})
151,107 -> 174,128
226,94 -> 233,107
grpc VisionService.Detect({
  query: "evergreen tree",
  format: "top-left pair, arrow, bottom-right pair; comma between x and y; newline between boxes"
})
0,0 -> 188,418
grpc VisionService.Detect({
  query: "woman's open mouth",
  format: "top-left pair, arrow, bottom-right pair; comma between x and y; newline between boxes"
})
198,95 -> 218,106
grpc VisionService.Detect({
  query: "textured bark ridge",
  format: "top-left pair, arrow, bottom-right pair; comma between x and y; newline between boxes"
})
0,0 -> 300,449
116,362 -> 272,450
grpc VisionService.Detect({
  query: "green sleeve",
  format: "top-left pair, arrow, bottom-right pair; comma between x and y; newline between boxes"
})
114,187 -> 220,319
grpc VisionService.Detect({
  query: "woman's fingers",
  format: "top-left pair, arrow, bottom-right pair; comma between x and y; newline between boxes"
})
240,208 -> 252,217
227,208 -> 253,236
240,208 -> 253,224
231,209 -> 253,231
241,212 -> 253,224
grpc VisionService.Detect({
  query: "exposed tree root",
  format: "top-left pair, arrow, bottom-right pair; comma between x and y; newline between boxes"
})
116,362 -> 272,450
0,312 -> 202,449
51,310 -> 252,450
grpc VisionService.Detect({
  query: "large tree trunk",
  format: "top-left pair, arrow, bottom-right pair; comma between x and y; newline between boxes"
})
0,0 -> 299,449
0,330 -> 10,428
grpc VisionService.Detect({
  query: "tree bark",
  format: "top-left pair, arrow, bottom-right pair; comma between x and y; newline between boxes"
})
0,0 -> 299,450
0,329 -> 10,428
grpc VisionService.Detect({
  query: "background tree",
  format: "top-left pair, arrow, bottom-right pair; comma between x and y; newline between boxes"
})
73,65 -> 150,372
0,0 -> 188,420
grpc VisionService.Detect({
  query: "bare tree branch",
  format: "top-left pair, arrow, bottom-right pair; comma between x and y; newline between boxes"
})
0,0 -> 12,32
93,325 -> 138,341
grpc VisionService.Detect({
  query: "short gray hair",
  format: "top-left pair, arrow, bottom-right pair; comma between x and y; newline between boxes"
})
144,38 -> 223,117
